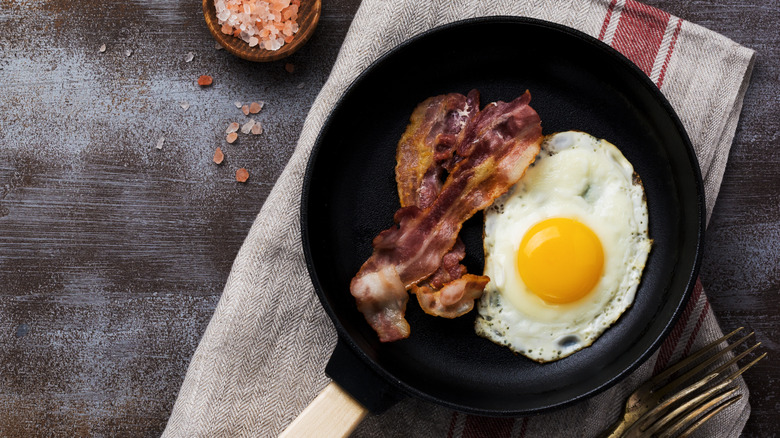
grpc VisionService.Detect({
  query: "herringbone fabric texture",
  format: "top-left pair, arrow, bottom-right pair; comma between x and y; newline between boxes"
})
163,1 -> 755,436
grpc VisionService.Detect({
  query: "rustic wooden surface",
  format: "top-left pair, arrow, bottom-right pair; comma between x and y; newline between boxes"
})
0,0 -> 777,436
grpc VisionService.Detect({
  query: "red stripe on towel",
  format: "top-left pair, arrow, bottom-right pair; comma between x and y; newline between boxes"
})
610,0 -> 670,76
446,412 -> 459,438
682,298 -> 711,357
656,17 -> 683,88
517,417 -> 528,437
598,0 -> 619,41
461,416 -> 515,438
653,279 -> 704,374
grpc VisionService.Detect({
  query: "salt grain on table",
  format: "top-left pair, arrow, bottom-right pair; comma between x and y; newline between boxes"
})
185,52 -> 194,62
180,102 -> 190,111
241,104 -> 250,116
226,132 -> 238,143
98,44 -> 106,53
215,42 -> 224,50
234,101 -> 243,109
241,119 -> 255,134
155,137 -> 165,150
235,168 -> 249,183
125,49 -> 133,57
214,0 -> 301,51
285,63 -> 294,73
226,122 -> 240,134
213,147 -> 225,164
251,122 -> 263,135
249,101 -> 262,114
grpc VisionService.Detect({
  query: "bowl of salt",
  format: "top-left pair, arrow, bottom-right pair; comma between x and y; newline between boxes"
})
203,0 -> 321,62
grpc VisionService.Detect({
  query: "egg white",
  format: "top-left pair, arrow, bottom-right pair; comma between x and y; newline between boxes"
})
474,131 -> 651,362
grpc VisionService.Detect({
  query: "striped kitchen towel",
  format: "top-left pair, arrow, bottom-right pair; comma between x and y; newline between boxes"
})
163,1 -> 756,437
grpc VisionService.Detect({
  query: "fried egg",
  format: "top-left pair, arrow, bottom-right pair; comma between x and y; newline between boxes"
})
474,131 -> 651,362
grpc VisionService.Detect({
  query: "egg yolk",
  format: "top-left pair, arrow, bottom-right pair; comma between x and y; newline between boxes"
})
516,218 -> 604,304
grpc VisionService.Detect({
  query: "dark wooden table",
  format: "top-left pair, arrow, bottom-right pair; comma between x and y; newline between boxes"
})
1,1 -> 777,436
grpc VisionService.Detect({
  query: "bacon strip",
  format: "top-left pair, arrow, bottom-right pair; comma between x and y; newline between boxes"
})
395,90 -> 489,318
396,90 -> 479,209
411,238 -> 490,318
350,91 -> 543,342
414,274 -> 490,319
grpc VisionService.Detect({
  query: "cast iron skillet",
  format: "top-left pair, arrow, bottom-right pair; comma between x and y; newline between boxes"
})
300,16 -> 705,420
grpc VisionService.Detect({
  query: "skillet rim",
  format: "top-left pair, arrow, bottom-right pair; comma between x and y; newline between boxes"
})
300,15 -> 706,415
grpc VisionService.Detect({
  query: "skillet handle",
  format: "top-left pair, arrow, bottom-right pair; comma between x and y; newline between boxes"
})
279,381 -> 368,438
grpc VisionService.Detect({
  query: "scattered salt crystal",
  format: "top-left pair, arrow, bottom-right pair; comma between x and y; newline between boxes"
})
296,82 -> 304,89
156,137 -> 165,150
285,63 -> 294,73
241,104 -> 250,116
226,132 -> 238,143
234,101 -> 242,108
241,119 -> 256,134
249,101 -> 262,114
213,147 -> 225,164
215,42 -> 224,50
185,52 -> 194,62
98,44 -> 106,53
251,122 -> 263,135
226,122 -> 240,134
125,49 -> 133,57
235,168 -> 249,183
180,102 -> 190,111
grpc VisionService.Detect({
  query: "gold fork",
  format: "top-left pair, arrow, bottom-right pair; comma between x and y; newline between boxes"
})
599,327 -> 766,438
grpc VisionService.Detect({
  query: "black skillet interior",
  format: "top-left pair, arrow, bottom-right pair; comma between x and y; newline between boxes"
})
301,17 -> 704,416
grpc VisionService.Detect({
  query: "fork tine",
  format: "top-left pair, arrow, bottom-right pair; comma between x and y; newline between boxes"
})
650,327 -> 743,384
723,352 -> 767,383
711,342 -> 762,376
629,373 -> 720,436
656,392 -> 743,438
676,395 -> 744,438
655,343 -> 764,426
642,381 -> 735,436
638,351 -> 765,437
651,331 -> 753,401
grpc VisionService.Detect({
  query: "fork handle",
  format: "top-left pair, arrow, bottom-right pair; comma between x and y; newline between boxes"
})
597,413 -> 632,438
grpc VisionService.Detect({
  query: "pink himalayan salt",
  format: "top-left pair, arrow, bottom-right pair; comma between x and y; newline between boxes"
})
236,168 -> 249,183
213,147 -> 225,164
226,122 -> 240,134
249,101 -> 263,113
214,0 -> 301,51
240,119 -> 256,134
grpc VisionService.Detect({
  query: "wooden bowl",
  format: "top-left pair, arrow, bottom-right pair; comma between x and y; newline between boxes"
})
203,0 -> 321,62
